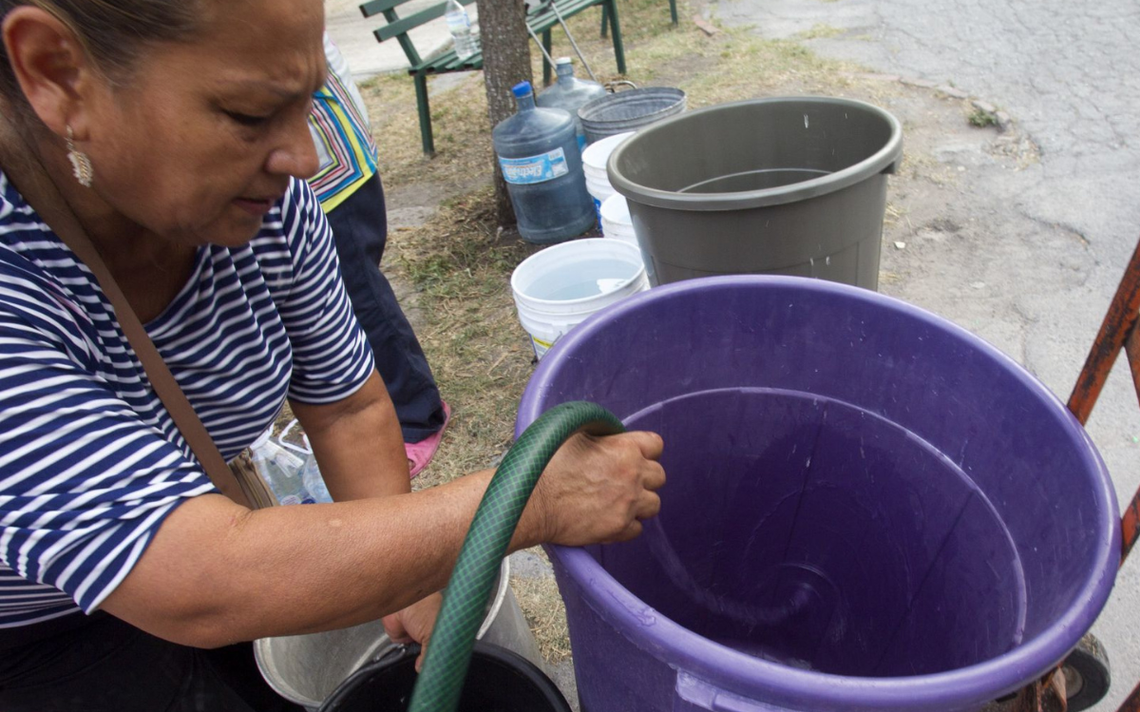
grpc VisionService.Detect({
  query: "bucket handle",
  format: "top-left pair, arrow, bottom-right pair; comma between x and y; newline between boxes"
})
674,672 -> 790,712
605,79 -> 638,93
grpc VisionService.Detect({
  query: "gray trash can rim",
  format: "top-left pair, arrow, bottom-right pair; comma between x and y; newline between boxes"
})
607,96 -> 903,212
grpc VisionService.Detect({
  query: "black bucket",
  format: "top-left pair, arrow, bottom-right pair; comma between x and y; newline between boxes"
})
318,642 -> 571,712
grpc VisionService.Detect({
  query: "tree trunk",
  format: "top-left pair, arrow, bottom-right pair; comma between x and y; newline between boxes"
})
477,0 -> 533,226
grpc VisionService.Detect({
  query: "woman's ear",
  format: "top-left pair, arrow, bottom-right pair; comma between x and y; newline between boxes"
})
2,6 -> 98,141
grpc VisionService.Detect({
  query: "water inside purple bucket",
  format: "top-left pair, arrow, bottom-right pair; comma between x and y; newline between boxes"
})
516,276 -> 1119,712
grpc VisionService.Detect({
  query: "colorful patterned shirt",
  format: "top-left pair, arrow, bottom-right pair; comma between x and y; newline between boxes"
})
308,36 -> 380,211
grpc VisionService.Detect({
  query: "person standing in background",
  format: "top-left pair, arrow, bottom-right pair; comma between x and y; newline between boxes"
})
309,35 -> 449,477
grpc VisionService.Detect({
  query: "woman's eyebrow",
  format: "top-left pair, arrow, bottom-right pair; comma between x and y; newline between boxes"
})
221,75 -> 327,101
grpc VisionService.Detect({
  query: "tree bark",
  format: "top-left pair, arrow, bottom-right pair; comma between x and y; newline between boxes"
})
477,0 -> 534,226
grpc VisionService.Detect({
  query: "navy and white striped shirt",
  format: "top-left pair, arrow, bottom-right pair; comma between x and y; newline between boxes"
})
0,173 -> 375,627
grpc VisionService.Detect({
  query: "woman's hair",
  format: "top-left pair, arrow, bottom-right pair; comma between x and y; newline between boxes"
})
0,0 -> 202,101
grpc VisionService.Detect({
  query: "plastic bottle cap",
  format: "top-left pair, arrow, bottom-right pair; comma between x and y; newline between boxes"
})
511,81 -> 533,98
555,57 -> 572,65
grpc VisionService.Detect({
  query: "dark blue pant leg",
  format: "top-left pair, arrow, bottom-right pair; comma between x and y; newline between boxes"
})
326,172 -> 444,443
0,613 -> 302,712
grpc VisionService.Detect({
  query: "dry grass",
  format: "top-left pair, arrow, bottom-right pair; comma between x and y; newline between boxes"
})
342,0 -> 931,669
511,562 -> 574,662
384,192 -> 543,490
360,71 -> 493,190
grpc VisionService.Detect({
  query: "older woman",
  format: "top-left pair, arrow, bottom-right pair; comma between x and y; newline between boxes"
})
0,1 -> 665,710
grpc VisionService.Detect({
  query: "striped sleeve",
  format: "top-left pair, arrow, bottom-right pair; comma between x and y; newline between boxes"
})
275,180 -> 375,404
0,269 -> 215,615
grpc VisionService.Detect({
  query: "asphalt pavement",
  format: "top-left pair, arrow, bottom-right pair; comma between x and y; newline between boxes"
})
709,1 -> 1140,709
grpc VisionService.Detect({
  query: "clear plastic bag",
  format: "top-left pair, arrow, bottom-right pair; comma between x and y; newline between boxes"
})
278,420 -> 333,503
250,425 -> 315,505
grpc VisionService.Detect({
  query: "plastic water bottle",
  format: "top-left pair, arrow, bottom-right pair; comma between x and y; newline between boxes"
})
536,58 -> 606,152
445,0 -> 480,60
300,456 -> 333,503
250,430 -> 314,506
493,81 -> 596,243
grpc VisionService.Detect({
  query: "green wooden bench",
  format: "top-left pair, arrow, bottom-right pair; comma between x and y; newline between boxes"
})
359,0 -> 627,156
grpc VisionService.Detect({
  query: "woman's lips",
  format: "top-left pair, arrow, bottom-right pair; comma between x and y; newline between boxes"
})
234,197 -> 276,216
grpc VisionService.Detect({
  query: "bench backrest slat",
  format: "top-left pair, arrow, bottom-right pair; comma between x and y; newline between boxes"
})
366,0 -> 475,27
360,0 -> 395,18
524,0 -> 599,25
373,0 -> 479,43
360,0 -> 454,18
387,9 -> 424,66
445,51 -> 482,70
365,0 -> 602,69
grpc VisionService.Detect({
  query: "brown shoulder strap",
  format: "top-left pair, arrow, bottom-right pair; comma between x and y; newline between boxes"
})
1,137 -> 252,508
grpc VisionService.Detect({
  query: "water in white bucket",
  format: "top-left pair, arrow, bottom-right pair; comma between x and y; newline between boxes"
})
511,238 -> 648,359
538,259 -> 636,300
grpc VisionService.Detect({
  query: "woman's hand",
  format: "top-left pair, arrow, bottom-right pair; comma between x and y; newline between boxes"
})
379,431 -> 662,672
382,591 -> 443,672
527,431 -> 666,547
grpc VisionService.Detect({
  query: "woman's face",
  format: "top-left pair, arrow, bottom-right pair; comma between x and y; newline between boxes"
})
80,0 -> 327,248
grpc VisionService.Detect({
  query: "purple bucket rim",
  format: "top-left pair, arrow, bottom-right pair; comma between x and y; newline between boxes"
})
516,275 -> 1120,711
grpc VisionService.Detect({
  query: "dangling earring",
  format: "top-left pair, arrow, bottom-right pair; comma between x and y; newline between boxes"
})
65,126 -> 93,188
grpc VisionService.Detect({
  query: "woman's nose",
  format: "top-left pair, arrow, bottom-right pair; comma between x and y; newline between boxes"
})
266,113 -> 321,180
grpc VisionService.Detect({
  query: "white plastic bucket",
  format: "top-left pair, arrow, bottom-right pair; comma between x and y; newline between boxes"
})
511,238 -> 649,360
600,193 -> 638,248
582,131 -> 634,174
581,131 -> 634,226
585,177 -> 615,226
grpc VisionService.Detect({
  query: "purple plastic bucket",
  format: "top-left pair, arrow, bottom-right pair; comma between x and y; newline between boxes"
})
516,276 -> 1119,712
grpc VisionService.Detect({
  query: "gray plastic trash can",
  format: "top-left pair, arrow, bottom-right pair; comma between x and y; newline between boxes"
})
607,96 -> 903,289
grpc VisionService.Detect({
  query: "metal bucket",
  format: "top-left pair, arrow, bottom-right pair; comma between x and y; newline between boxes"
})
578,87 -> 687,144
254,558 -> 541,709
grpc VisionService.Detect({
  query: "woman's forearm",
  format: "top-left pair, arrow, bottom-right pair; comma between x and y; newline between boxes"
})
290,372 -> 411,501
98,429 -> 663,650
100,470 -> 522,648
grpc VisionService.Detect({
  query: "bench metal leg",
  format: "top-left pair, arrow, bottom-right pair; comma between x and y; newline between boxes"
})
542,29 -> 554,86
669,0 -> 678,25
604,0 -> 626,75
413,71 -> 435,157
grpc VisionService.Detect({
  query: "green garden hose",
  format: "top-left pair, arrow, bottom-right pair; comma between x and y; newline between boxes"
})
408,400 -> 625,712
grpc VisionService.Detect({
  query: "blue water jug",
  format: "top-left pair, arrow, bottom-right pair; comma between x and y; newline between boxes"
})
536,58 -> 606,152
493,81 -> 596,244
